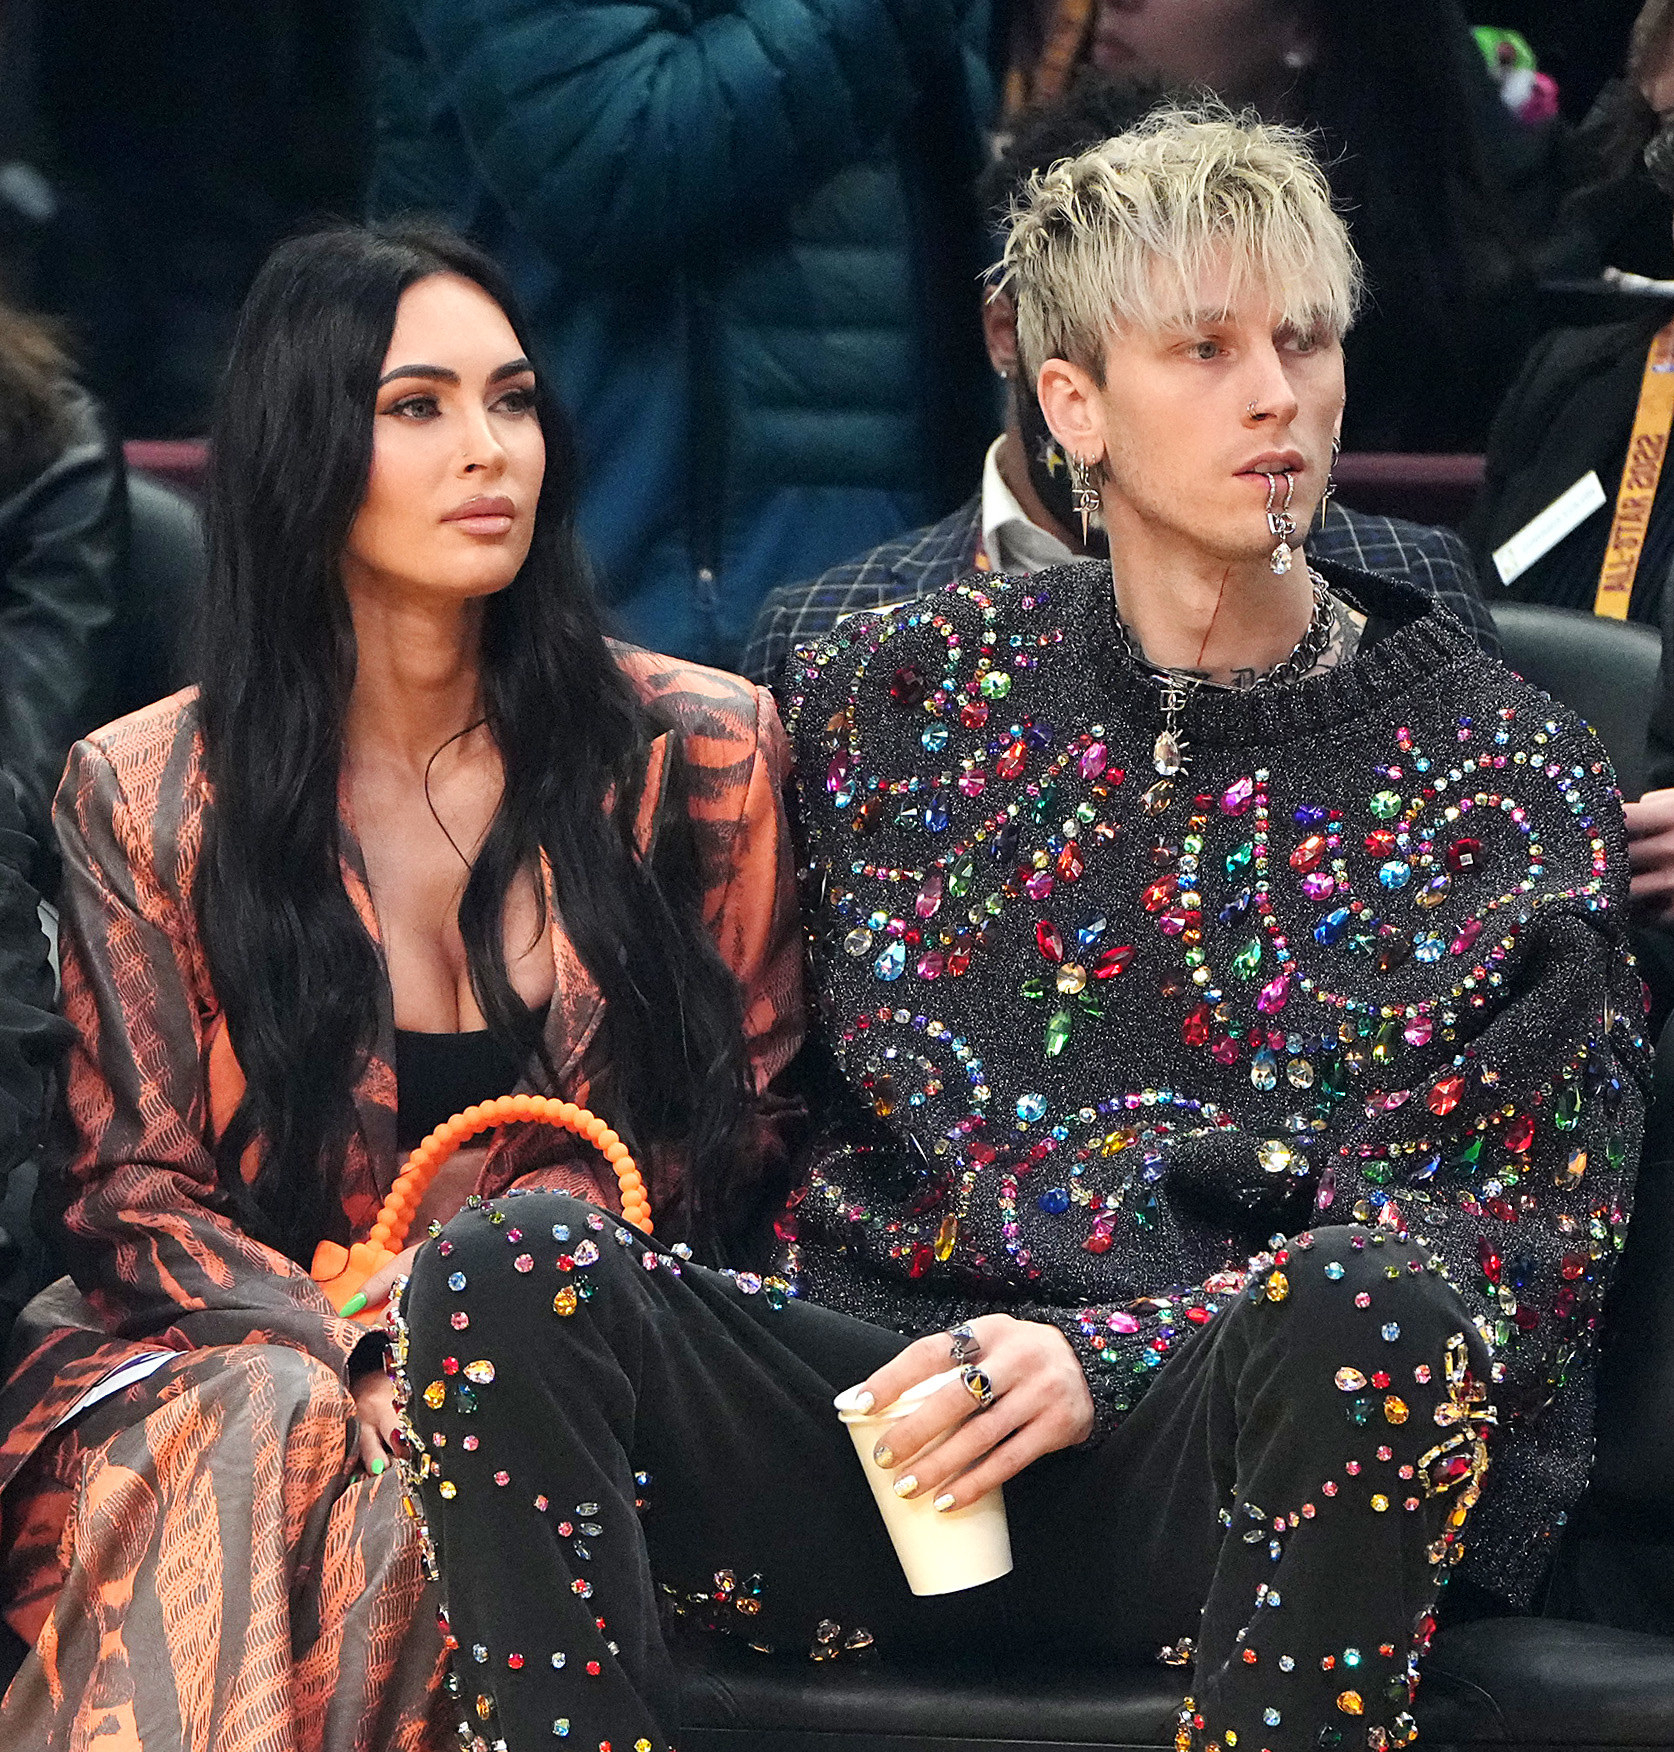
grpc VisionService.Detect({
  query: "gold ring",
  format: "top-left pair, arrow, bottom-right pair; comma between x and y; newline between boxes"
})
960,1365 -> 996,1410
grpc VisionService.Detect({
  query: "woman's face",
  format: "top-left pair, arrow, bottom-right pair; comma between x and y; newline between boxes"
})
1036,253 -> 1345,567
1091,0 -> 1318,108
342,272 -> 546,606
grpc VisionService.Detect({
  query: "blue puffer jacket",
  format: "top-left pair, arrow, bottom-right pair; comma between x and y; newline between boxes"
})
370,0 -> 996,667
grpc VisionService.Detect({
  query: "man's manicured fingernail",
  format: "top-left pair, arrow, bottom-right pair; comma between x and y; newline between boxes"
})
341,1293 -> 367,1317
893,1473 -> 918,1498
370,1456 -> 386,1476
852,1390 -> 875,1414
872,1440 -> 894,1467
933,1493 -> 956,1512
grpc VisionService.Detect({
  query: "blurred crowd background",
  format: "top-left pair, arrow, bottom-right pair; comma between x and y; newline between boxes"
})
4,0 -> 1674,684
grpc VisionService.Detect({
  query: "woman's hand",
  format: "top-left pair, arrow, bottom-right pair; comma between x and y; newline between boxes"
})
343,1243 -> 423,1319
848,1314 -> 1093,1511
351,1365 -> 403,1477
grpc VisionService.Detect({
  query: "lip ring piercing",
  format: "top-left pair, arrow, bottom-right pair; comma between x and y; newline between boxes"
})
1265,470 -> 1298,576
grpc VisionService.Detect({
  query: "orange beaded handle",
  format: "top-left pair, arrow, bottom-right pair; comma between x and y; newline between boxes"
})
309,1094 -> 649,1322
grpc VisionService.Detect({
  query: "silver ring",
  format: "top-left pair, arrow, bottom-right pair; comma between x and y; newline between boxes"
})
948,1324 -> 982,1366
960,1364 -> 996,1410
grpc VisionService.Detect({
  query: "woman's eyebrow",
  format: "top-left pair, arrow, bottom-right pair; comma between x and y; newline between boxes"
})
375,359 -> 534,387
377,363 -> 458,387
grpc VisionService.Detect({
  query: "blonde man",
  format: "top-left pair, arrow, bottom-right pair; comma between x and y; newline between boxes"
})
393,109 -> 1647,1752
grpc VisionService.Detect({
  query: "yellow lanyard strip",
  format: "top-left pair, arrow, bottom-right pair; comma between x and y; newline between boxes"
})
1596,314 -> 1674,618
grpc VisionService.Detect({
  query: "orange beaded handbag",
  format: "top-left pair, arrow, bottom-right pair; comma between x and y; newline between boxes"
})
309,1094 -> 650,1322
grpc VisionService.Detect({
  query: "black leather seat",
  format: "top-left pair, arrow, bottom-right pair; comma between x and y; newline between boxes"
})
1490,602 -> 1660,801
109,470 -> 204,720
672,1616 -> 1674,1752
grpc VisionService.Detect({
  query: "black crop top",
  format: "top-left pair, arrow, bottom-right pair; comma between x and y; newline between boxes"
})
394,1005 -> 550,1150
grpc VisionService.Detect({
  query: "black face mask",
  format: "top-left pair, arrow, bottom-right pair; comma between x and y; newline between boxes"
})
1015,380 -> 1109,560
1645,119 -> 1674,198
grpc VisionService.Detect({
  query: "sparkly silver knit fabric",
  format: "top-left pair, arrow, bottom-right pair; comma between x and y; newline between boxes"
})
778,558 -> 1652,1608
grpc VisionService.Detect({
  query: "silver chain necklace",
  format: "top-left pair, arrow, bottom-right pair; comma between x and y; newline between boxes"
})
1110,571 -> 1336,780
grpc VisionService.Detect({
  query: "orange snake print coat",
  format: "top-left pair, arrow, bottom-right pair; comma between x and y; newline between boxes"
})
0,648 -> 804,1511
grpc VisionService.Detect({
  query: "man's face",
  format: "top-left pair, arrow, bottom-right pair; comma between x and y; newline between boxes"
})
1039,251 -> 1346,565
1090,0 -> 1317,107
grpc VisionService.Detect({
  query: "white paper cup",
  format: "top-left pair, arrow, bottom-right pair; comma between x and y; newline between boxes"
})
833,1366 -> 1012,1596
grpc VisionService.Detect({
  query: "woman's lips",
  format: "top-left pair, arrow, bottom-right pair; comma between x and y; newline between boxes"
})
442,494 -> 516,536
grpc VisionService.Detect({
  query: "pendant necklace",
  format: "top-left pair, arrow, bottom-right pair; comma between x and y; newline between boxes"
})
1110,571 -> 1335,781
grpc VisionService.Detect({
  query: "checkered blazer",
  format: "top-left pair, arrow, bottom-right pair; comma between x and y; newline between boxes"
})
739,495 -> 1501,686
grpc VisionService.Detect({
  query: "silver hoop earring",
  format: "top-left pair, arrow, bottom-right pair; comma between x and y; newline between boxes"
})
1070,454 -> 1101,543
1265,470 -> 1297,575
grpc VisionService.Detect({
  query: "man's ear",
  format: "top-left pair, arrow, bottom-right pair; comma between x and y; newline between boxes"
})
982,288 -> 1020,378
1035,358 -> 1107,468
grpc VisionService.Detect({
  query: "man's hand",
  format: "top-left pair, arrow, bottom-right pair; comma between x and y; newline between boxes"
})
847,1314 -> 1093,1511
1625,788 -> 1674,923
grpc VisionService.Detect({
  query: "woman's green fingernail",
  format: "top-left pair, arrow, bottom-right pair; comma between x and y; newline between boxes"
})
370,1456 -> 386,1476
341,1293 -> 367,1317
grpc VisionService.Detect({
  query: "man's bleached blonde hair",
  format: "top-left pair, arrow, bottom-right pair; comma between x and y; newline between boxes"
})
996,102 -> 1363,386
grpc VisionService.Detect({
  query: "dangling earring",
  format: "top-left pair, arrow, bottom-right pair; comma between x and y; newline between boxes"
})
1314,436 -> 1341,532
1266,471 -> 1297,575
1070,454 -> 1102,544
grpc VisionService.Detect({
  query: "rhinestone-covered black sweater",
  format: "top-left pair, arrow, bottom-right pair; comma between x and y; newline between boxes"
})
778,558 -> 1652,1610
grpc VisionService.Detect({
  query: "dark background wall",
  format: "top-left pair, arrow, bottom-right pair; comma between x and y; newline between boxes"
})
0,0 -> 1646,440
2,0 -> 369,437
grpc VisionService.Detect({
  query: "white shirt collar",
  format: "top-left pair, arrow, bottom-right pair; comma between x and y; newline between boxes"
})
980,436 -> 1078,577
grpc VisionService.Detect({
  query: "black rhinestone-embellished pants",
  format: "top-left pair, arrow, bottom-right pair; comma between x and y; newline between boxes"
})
395,1197 -> 1493,1752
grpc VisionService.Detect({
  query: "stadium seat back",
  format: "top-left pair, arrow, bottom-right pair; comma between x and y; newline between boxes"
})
112,472 -> 205,719
1490,603 -> 1660,802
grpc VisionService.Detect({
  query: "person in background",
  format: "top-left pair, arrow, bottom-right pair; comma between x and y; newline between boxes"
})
0,768 -> 74,1338
1468,0 -> 1674,625
742,75 -> 1502,689
0,225 -> 802,1746
1545,0 -> 1674,284
1621,594 -> 1674,1032
0,297 -> 121,859
369,0 -> 995,671
998,0 -> 1560,452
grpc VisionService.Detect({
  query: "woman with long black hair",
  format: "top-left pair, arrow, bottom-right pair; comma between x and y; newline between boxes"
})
0,225 -> 802,1746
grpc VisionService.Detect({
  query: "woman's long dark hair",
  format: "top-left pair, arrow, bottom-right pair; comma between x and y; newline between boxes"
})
196,224 -> 748,1263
